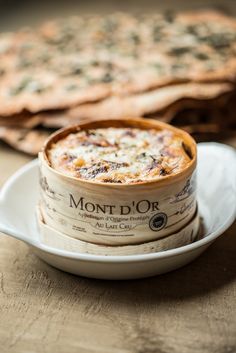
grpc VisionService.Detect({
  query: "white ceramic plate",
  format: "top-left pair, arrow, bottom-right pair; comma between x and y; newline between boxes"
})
0,143 -> 235,280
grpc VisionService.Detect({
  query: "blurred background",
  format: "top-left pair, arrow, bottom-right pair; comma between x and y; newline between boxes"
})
0,0 -> 236,30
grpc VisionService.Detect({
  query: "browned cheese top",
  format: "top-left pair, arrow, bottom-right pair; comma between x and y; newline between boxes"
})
48,127 -> 191,183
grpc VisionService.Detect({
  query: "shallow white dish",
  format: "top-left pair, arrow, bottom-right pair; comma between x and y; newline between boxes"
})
0,143 -> 235,280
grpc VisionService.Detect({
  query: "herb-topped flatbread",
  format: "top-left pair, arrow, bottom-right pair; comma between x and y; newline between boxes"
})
0,82 -> 232,128
0,10 -> 236,116
67,82 -> 233,122
0,126 -> 50,155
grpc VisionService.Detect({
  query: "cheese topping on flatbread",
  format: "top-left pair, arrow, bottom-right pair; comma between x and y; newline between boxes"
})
48,127 -> 191,183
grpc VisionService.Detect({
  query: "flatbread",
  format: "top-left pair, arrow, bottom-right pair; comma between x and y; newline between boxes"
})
66,82 -> 234,122
1,81 -> 229,129
149,90 -> 235,123
0,127 -> 50,155
0,111 -> 42,128
1,81 -> 231,129
0,10 -> 236,116
0,72 -> 111,116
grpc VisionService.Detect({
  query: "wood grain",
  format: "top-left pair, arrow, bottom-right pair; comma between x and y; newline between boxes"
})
0,224 -> 236,353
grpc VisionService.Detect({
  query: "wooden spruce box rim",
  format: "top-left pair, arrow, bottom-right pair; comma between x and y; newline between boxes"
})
39,117 -> 198,246
36,205 -> 200,256
42,117 -> 197,188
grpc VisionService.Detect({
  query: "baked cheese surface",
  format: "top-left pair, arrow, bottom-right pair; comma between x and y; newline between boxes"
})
48,127 -> 191,183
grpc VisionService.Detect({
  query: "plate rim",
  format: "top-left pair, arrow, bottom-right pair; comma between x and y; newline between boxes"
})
0,142 -> 235,263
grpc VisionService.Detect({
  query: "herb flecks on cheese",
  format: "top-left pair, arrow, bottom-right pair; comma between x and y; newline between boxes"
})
48,127 -> 191,183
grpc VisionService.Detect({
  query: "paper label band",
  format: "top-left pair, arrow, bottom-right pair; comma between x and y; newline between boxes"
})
39,155 -> 197,245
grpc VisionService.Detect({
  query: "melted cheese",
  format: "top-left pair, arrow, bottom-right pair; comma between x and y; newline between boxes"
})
48,127 -> 191,183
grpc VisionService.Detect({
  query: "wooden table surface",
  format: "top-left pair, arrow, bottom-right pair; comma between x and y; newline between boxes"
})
0,1 -> 236,352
